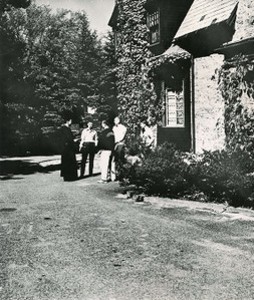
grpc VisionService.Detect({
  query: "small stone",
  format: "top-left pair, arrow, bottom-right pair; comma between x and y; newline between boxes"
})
0,208 -> 16,212
44,217 -> 52,220
126,191 -> 134,199
113,263 -> 122,267
115,193 -> 128,199
134,195 -> 144,202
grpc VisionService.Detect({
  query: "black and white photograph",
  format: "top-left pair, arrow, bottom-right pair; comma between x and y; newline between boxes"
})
1,0 -> 254,299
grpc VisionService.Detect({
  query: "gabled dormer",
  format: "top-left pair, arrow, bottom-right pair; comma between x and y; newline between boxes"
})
173,0 -> 239,57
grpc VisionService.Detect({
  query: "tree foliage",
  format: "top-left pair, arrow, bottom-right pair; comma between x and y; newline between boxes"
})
0,3 -> 35,154
0,0 -> 30,12
96,31 -> 118,122
0,3 -> 115,155
22,6 -> 102,122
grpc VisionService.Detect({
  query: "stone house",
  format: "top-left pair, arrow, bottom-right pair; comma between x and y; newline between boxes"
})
109,0 -> 254,153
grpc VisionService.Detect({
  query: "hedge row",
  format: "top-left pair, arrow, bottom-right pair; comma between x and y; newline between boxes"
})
121,143 -> 254,208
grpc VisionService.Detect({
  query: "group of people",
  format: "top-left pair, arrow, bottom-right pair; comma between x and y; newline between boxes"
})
59,113 -> 155,183
60,116 -> 129,183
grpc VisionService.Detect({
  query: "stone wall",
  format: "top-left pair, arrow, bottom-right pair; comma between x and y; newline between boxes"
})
194,54 -> 225,153
233,0 -> 254,42
231,0 -> 254,121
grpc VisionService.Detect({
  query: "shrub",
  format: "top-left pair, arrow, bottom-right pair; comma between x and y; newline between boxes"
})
122,142 -> 190,197
121,142 -> 254,208
189,149 -> 254,207
125,133 -> 151,157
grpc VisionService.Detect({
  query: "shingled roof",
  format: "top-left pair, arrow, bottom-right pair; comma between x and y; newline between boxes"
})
174,0 -> 239,39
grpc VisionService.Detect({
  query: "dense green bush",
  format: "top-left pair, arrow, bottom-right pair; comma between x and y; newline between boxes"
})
123,143 -> 190,197
187,149 -> 254,207
122,143 -> 254,208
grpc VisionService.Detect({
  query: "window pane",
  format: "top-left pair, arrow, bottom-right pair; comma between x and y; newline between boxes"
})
165,90 -> 185,128
147,11 -> 159,28
151,27 -> 159,43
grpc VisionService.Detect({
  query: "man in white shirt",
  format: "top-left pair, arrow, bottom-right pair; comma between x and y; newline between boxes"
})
111,116 -> 127,181
79,121 -> 98,178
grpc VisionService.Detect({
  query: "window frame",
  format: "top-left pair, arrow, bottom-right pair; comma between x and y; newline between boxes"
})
147,9 -> 160,45
164,82 -> 185,128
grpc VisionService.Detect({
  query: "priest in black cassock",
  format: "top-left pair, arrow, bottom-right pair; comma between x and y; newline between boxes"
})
59,112 -> 78,181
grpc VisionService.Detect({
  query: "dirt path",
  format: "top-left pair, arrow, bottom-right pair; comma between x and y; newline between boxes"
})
0,170 -> 254,300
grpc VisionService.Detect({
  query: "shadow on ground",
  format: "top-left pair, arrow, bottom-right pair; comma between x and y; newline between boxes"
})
0,160 -> 60,180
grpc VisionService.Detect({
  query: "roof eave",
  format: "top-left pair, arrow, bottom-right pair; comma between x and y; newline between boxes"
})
174,20 -> 231,42
215,37 -> 254,58
217,37 -> 254,51
108,4 -> 119,28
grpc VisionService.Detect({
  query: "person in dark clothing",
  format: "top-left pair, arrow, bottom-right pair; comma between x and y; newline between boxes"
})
111,116 -> 127,181
59,115 -> 78,181
97,120 -> 115,183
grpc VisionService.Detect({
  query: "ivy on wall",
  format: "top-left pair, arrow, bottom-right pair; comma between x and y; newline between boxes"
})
148,45 -> 190,71
218,55 -> 254,155
114,1 -> 192,134
115,0 -> 162,133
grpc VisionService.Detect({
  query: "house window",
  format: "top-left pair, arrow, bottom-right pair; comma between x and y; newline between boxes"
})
150,27 -> 160,44
165,89 -> 185,128
147,10 -> 160,44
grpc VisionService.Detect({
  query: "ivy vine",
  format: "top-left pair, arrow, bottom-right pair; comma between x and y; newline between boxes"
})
115,0 -> 193,136
218,54 -> 254,155
115,0 -> 162,134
